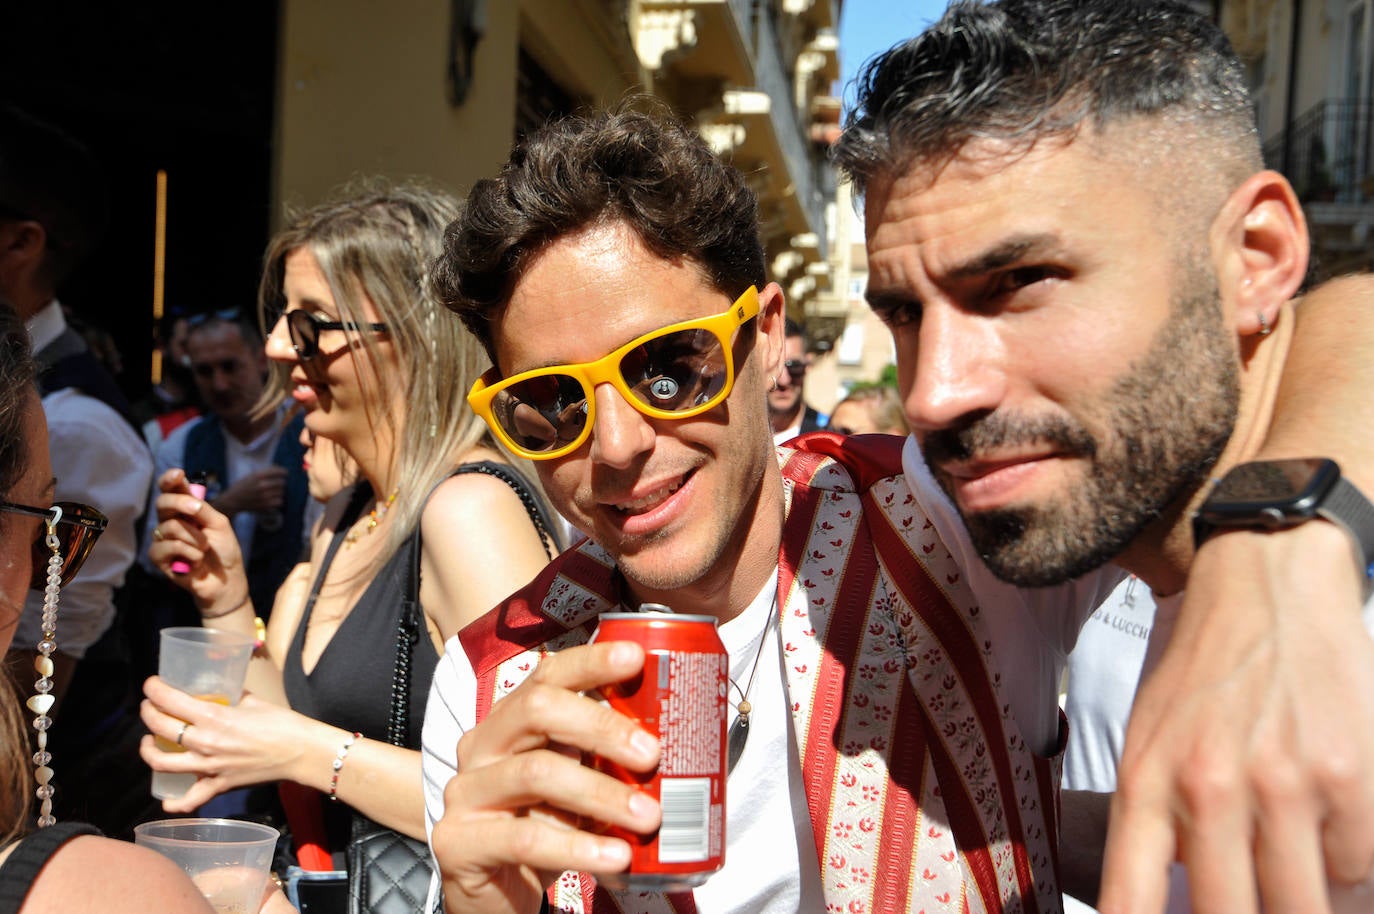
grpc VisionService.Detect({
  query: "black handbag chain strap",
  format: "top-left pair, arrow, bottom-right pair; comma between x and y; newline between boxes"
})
386,462 -> 557,746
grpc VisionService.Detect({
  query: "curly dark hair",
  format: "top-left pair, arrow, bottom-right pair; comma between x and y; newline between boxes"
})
432,105 -> 766,363
835,0 -> 1261,194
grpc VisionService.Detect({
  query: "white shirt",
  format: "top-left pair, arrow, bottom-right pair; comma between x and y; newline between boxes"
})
1062,578 -> 1374,914
22,301 -> 154,657
421,578 -> 822,912
901,434 -> 1121,753
420,438 -> 1120,910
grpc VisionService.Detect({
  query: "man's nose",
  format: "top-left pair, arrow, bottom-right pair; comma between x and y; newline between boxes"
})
900,306 -> 1007,433
588,384 -> 655,469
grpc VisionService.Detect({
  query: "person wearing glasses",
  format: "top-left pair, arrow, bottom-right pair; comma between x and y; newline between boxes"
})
140,184 -> 558,901
0,301 -> 295,913
768,318 -> 826,445
0,105 -> 154,720
140,310 -> 308,626
419,104 -> 1374,914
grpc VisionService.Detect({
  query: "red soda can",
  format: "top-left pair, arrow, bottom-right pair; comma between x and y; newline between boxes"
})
590,604 -> 728,892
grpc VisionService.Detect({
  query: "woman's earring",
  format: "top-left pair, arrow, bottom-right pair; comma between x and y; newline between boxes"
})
29,506 -> 63,828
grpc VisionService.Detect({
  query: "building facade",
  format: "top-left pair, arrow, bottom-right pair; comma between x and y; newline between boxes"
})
277,0 -> 843,323
1220,0 -> 1374,278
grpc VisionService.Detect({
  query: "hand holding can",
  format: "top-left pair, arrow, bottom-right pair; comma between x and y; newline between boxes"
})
589,606 -> 728,892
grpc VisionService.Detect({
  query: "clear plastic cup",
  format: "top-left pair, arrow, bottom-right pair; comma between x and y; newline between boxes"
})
134,817 -> 278,914
151,627 -> 255,800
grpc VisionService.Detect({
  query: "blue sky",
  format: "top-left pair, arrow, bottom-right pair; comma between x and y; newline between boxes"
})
837,0 -> 950,111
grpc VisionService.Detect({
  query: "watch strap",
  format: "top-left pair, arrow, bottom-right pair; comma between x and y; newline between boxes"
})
1317,475 -> 1374,581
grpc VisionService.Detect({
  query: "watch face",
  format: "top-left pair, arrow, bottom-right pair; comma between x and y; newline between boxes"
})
1205,457 -> 1340,520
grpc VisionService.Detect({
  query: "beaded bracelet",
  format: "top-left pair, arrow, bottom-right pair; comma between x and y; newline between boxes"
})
329,731 -> 362,802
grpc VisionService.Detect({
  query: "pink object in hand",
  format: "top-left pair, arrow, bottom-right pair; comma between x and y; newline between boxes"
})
169,481 -> 207,575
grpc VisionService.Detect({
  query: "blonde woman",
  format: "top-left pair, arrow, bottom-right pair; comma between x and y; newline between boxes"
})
141,186 -> 557,877
825,385 -> 910,437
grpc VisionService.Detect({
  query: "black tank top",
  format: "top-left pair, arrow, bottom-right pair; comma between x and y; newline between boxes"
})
0,823 -> 101,913
282,482 -> 439,750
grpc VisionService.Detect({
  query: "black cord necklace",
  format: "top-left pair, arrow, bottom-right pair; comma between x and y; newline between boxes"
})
726,596 -> 778,774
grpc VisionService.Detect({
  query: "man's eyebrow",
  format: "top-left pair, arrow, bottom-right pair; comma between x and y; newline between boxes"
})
864,288 -> 919,315
946,233 -> 1060,280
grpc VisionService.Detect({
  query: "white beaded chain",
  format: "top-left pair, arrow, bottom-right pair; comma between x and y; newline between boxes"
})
28,506 -> 63,828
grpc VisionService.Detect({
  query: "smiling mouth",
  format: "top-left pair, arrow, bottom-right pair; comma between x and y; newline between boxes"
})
612,471 -> 692,515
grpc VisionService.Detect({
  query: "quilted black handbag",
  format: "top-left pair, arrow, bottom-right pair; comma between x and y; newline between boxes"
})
343,516 -> 440,914
345,463 -> 555,914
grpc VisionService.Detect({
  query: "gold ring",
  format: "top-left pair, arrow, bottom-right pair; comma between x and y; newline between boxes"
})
176,721 -> 191,747
153,527 -> 164,541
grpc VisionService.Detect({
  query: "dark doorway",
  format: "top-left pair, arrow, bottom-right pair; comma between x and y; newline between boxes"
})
2,2 -> 280,402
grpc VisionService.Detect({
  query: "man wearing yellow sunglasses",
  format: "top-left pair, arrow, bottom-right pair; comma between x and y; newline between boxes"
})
419,105 -> 1374,914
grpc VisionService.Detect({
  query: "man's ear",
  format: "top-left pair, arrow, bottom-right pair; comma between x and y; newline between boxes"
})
0,220 -> 48,275
754,282 -> 787,380
1209,170 -> 1308,337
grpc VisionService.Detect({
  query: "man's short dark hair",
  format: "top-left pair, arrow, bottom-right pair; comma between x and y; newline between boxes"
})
432,105 -> 767,363
834,0 -> 1261,195
0,106 -> 108,288
784,318 -> 805,342
185,310 -> 263,352
0,299 -> 37,499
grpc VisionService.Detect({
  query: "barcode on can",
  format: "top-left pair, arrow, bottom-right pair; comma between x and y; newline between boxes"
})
657,776 -> 710,862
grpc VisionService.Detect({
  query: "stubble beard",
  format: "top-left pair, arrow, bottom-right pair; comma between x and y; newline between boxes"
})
926,268 -> 1240,587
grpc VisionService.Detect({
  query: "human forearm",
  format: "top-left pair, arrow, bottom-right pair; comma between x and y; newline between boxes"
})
1059,789 -> 1110,906
304,732 -> 428,840
1262,274 -> 1374,492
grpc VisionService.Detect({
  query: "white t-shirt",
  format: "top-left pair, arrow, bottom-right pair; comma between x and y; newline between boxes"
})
1063,576 -> 1374,914
420,439 -> 1117,910
421,578 -> 821,912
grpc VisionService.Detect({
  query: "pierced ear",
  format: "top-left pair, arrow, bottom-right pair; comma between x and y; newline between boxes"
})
1210,170 -> 1308,336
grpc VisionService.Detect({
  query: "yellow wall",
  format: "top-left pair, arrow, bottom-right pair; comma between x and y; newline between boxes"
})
274,1 -> 647,221
275,0 -> 521,216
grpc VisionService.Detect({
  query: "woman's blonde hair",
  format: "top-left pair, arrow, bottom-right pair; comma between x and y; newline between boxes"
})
258,182 -> 547,567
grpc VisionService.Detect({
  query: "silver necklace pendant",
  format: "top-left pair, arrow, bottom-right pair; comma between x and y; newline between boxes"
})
727,709 -> 750,774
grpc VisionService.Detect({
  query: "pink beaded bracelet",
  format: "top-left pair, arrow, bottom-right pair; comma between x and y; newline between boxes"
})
329,731 -> 362,802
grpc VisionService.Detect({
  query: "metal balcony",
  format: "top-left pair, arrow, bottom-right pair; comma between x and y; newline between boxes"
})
1263,98 -> 1374,205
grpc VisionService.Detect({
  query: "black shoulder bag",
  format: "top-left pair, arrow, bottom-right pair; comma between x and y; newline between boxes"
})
346,463 -> 556,914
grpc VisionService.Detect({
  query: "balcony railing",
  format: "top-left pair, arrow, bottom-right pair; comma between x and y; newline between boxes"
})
1263,98 -> 1374,205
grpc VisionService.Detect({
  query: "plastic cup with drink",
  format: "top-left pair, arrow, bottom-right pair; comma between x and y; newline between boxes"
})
151,626 -> 255,801
134,817 -> 278,914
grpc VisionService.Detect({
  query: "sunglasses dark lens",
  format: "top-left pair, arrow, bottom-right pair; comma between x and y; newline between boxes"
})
286,311 -> 321,359
623,328 -> 729,413
492,374 -> 590,453
28,503 -> 105,590
784,359 -> 806,380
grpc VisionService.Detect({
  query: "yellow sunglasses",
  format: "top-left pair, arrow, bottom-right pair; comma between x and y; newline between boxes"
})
468,286 -> 760,460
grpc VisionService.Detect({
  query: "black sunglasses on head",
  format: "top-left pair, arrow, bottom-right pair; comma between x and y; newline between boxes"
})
0,501 -> 108,589
186,308 -> 242,329
285,310 -> 389,361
